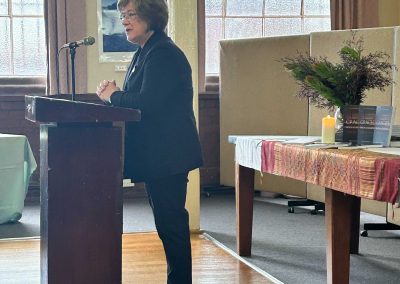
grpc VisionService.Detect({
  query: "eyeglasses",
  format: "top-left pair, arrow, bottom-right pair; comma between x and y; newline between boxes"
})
119,12 -> 138,21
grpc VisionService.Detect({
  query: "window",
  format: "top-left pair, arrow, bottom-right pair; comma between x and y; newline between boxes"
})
0,0 -> 46,77
205,0 -> 331,74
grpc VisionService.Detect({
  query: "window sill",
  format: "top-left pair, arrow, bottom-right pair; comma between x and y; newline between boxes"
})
0,77 -> 46,95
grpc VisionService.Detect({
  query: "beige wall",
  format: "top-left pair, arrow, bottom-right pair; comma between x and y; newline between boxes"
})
378,0 -> 400,27
168,0 -> 200,232
388,26 -> 400,224
86,0 -> 201,231
219,35 -> 310,197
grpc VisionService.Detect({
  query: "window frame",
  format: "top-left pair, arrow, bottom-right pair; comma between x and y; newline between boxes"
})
0,77 -> 46,95
0,0 -> 46,93
203,0 -> 331,76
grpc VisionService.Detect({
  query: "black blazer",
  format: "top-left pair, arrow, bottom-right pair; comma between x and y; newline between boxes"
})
110,31 -> 203,182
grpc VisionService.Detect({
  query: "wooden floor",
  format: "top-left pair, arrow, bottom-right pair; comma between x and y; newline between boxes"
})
0,232 -> 277,284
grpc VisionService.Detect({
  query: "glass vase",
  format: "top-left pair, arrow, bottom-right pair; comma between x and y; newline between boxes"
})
334,107 -> 343,130
334,107 -> 343,142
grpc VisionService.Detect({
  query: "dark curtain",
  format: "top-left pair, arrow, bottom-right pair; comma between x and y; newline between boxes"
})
44,0 -> 88,95
330,0 -> 379,30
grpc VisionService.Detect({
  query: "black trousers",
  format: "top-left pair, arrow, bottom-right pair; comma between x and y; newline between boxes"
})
145,172 -> 192,284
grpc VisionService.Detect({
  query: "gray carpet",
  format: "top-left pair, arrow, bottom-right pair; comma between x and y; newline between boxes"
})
0,194 -> 399,283
202,195 -> 400,284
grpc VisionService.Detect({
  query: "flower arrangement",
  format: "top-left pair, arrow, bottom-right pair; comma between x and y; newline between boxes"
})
281,32 -> 395,110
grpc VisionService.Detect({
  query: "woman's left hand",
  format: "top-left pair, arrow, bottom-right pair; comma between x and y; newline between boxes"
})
96,80 -> 120,103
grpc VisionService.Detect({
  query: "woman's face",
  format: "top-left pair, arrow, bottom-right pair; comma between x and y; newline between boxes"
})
120,2 -> 150,45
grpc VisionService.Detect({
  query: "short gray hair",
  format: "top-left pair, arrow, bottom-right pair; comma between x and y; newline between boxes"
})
118,0 -> 168,31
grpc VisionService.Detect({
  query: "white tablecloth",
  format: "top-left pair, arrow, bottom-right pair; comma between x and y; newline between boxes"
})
233,135 -> 320,171
0,134 -> 37,224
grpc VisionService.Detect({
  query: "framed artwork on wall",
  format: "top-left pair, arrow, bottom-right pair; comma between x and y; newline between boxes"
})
97,0 -> 138,62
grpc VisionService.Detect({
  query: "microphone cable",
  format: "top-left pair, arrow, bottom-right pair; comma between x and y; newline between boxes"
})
56,46 -> 66,96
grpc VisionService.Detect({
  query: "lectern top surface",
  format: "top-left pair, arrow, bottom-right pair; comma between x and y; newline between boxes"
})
25,95 -> 141,123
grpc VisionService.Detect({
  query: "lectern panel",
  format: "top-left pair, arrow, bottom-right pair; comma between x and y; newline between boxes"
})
41,125 -> 122,284
25,95 -> 140,284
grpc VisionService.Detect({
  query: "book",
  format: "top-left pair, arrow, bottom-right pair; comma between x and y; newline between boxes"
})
390,141 -> 400,147
366,147 -> 400,156
338,144 -> 383,150
282,136 -> 321,145
304,142 -> 351,149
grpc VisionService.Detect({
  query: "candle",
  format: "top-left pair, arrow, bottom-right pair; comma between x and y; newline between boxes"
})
322,115 -> 336,143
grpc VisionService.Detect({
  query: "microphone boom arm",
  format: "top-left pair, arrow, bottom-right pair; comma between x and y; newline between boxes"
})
57,36 -> 95,101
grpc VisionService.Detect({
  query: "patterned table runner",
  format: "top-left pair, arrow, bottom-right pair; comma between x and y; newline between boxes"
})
260,141 -> 400,204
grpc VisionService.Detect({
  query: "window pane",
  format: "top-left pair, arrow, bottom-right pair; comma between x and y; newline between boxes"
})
13,17 -> 46,75
12,0 -> 43,16
0,18 -> 11,75
265,0 -> 301,16
304,0 -> 330,15
264,18 -> 302,37
303,18 -> 331,34
226,0 -> 263,16
205,18 -> 223,74
225,18 -> 263,39
0,0 -> 8,15
205,0 -> 223,16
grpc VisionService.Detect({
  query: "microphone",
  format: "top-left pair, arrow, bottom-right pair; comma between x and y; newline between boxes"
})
56,36 -> 95,99
62,36 -> 95,49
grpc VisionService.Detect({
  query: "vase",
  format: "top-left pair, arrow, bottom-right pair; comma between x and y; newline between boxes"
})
337,105 -> 394,146
334,107 -> 343,142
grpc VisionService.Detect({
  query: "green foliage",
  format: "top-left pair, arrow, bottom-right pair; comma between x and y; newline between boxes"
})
281,32 -> 395,109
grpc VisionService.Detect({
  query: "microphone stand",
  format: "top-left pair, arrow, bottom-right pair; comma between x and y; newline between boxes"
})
69,44 -> 78,101
58,37 -> 95,100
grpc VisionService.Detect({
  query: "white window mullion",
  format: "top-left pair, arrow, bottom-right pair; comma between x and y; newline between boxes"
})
262,0 -> 266,36
300,0 -> 304,33
1,0 -> 45,77
222,0 -> 227,40
8,0 -> 14,75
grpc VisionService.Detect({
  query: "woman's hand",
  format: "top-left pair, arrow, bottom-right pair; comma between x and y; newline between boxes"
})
96,80 -> 120,103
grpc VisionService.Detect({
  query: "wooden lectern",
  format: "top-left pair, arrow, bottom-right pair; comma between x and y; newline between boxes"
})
25,96 -> 141,284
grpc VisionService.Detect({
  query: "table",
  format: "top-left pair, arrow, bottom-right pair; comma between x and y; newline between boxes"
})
230,135 -> 400,284
0,134 -> 37,224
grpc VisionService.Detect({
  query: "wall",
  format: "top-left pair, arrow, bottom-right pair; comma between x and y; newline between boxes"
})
378,0 -> 400,27
86,0 -> 201,231
168,0 -> 200,231
199,91 -> 220,186
219,35 -> 310,197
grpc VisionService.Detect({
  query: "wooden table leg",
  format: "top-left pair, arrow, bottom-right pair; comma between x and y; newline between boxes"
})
235,163 -> 255,256
350,196 -> 361,254
325,188 -> 360,284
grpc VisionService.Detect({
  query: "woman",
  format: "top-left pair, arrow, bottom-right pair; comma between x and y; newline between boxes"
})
96,0 -> 203,283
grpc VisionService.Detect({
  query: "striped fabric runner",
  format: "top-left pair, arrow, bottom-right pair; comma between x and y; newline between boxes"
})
261,141 -> 400,203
